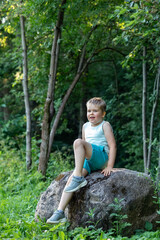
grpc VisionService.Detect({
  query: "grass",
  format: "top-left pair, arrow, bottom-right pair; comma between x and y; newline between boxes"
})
0,142 -> 160,239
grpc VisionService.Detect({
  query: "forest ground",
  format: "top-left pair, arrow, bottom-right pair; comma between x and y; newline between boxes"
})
0,142 -> 160,240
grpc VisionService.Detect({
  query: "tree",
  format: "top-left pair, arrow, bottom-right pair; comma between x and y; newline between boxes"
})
38,0 -> 67,175
20,15 -> 32,170
142,46 -> 147,173
147,62 -> 160,171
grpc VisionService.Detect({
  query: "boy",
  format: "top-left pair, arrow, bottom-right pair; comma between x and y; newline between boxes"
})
47,97 -> 117,224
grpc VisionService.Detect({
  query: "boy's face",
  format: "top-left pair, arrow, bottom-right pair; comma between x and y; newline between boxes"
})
87,103 -> 105,126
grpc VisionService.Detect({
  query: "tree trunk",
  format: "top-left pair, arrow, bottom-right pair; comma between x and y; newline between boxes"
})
147,62 -> 160,170
20,16 -> 32,170
157,132 -> 160,197
38,0 -> 66,175
142,46 -> 148,174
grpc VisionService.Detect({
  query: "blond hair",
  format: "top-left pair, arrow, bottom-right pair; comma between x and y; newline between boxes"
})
86,97 -> 106,112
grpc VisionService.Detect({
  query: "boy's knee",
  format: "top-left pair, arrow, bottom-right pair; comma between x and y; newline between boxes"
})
73,138 -> 84,148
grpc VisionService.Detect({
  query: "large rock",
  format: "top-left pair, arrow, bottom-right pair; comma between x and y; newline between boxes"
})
35,169 -> 159,234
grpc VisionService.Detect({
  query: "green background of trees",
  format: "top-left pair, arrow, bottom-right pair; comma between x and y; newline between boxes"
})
0,0 -> 159,174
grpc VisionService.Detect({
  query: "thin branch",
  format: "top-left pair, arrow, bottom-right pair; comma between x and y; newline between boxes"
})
147,61 -> 160,170
142,46 -> 147,174
93,46 -> 126,57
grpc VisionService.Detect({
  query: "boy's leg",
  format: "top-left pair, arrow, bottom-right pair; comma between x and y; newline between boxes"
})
64,140 -> 91,193
58,168 -> 88,210
57,173 -> 74,211
73,139 -> 92,176
47,168 -> 88,223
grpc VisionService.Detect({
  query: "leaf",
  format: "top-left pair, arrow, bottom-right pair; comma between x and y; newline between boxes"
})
59,231 -> 66,240
50,223 -> 63,232
145,221 -> 153,231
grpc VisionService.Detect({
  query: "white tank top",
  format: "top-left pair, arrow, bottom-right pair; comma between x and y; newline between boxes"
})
84,121 -> 109,154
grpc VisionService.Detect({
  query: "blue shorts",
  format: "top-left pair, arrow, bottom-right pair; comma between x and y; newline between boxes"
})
83,144 -> 108,174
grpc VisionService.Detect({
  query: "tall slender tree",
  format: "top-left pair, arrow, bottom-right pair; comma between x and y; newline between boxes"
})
20,15 -> 32,170
38,0 -> 67,175
147,62 -> 160,171
142,46 -> 147,173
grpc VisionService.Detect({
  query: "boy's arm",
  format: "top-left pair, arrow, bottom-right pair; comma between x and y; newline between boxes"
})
101,122 -> 117,176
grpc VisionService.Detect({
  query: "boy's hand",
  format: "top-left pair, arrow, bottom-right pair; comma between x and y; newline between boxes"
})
101,166 -> 113,176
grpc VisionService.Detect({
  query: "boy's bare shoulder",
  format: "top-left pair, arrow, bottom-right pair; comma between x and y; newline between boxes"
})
103,121 -> 111,127
103,121 -> 113,131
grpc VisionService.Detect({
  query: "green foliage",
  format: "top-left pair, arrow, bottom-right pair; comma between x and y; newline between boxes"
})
145,221 -> 153,231
108,198 -> 131,236
0,144 -> 47,239
68,225 -> 107,240
0,145 -> 160,239
46,146 -> 74,179
153,169 -> 160,224
86,208 -> 102,228
104,83 -> 145,171
0,114 -> 26,148
157,210 -> 160,224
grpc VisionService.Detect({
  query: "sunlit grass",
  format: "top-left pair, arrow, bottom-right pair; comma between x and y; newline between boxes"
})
0,142 -> 159,239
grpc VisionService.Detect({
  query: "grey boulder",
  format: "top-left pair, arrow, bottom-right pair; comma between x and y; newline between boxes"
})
35,169 -> 159,234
